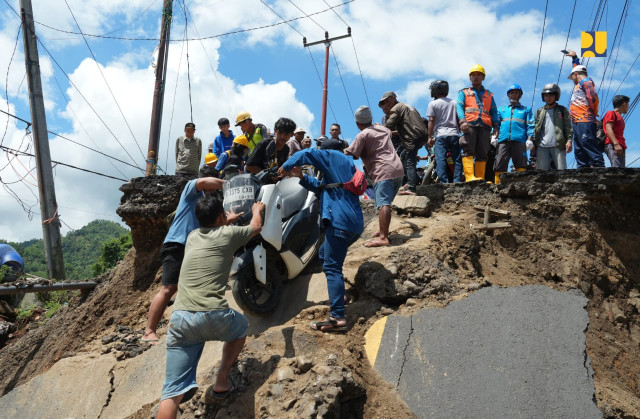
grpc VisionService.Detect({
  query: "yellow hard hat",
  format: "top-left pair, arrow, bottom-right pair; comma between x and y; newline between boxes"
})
205,152 -> 218,165
469,64 -> 486,76
235,111 -> 251,126
233,135 -> 249,148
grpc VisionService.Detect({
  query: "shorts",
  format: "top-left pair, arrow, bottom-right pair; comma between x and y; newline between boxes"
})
373,177 -> 402,209
161,308 -> 248,401
160,242 -> 185,286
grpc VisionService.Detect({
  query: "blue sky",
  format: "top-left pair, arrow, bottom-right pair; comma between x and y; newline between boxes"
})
1,0 -> 639,242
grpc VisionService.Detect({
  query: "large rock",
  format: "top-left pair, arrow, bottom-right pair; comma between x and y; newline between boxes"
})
392,195 -> 430,216
116,175 -> 189,252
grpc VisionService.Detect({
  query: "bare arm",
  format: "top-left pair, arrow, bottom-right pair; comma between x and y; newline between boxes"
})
427,116 -> 435,146
605,121 -> 624,156
195,177 -> 226,192
249,202 -> 265,237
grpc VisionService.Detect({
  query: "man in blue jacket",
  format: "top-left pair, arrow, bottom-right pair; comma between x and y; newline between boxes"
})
493,84 -> 535,184
211,118 -> 235,158
278,141 -> 363,333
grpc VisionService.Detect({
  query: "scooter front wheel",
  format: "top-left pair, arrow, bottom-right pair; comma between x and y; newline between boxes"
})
231,263 -> 283,316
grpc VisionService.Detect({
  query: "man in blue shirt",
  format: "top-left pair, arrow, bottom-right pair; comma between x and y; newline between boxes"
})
493,84 -> 535,184
278,142 -> 363,333
142,166 -> 239,343
211,118 -> 235,158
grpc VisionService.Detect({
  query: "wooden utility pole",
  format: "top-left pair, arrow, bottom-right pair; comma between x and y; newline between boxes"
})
303,28 -> 351,136
145,0 -> 173,175
20,0 -> 65,280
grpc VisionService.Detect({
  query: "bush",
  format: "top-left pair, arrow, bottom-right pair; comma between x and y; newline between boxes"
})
91,233 -> 132,276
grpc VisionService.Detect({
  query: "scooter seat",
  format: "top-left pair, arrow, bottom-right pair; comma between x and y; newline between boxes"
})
278,177 -> 308,219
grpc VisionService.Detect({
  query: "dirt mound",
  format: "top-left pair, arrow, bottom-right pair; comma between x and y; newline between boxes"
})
1,169 -> 639,417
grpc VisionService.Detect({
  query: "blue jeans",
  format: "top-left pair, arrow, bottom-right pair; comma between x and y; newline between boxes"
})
434,136 -> 463,183
400,147 -> 419,191
572,122 -> 604,168
162,308 -> 247,400
319,225 -> 360,319
536,147 -> 567,170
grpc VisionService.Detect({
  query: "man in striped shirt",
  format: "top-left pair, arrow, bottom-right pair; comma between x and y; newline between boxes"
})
175,122 -> 202,176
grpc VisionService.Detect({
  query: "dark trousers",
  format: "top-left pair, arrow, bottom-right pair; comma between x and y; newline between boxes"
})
494,141 -> 528,172
572,122 -> 604,168
400,147 -> 419,191
459,126 -> 491,161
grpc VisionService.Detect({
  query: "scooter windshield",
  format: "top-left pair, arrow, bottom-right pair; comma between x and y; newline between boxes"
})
223,174 -> 261,226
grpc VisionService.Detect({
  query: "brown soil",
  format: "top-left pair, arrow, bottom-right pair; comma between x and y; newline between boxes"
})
1,169 -> 639,418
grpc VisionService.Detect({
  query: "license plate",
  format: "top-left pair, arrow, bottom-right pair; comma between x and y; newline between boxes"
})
225,185 -> 254,201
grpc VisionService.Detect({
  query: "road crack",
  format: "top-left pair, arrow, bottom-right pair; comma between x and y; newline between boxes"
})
396,314 -> 414,390
98,365 -> 116,418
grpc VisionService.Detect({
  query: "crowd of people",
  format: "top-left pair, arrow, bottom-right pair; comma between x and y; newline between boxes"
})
153,48 -> 630,418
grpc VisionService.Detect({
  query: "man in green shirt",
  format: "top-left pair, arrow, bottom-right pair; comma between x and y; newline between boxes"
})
158,195 -> 264,418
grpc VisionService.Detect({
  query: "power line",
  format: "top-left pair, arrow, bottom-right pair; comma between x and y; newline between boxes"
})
180,0 -> 194,122
1,145 -> 129,182
64,0 -> 146,162
557,0 -> 578,84
531,0 -> 549,108
288,0 -> 326,32
258,0 -> 305,37
35,37 -> 145,172
322,0 -> 349,26
330,45 -> 354,115
612,50 -> 640,98
2,24 -> 22,147
26,0 -> 356,42
180,0 -> 233,115
47,66 -> 132,179
600,0 -> 631,109
0,108 -> 141,172
306,47 -> 339,129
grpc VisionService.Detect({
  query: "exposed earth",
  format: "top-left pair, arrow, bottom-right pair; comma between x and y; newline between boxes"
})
0,168 -> 639,418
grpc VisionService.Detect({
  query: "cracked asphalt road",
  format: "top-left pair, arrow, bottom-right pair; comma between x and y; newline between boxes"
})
368,286 -> 602,418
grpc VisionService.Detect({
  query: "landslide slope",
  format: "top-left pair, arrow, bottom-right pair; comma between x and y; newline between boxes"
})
0,168 -> 638,418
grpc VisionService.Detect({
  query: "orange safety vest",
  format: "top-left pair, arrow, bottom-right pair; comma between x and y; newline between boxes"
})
463,87 -> 493,127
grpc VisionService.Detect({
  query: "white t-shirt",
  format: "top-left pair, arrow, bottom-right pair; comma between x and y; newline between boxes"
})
540,108 -> 557,148
426,97 -> 459,138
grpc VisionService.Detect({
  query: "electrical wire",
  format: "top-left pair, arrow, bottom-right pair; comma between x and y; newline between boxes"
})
330,45 -> 353,115
258,0 -> 305,37
306,47 -> 339,129
2,25 -> 22,147
64,0 -> 147,161
287,0 -> 326,32
531,0 -> 549,109
612,50 -> 640,98
600,0 -> 631,109
557,0 -> 578,84
180,0 -> 233,115
180,0 -> 194,122
1,145 -> 129,182
35,38 -> 145,172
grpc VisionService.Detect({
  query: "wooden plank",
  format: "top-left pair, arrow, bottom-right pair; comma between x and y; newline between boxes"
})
470,222 -> 512,231
473,206 -> 511,217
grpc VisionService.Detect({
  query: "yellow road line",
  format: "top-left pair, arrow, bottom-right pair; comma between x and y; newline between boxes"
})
364,316 -> 388,366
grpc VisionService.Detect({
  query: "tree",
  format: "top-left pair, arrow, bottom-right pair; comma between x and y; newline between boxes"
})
91,234 -> 133,276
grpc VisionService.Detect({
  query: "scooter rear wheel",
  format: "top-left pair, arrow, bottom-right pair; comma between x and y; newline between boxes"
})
231,262 -> 284,316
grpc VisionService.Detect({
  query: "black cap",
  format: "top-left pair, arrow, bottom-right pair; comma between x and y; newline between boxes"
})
185,122 -> 196,129
320,138 -> 347,151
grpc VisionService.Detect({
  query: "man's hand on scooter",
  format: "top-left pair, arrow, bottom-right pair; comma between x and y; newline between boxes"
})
278,166 -> 304,179
252,201 -> 266,215
225,208 -> 244,225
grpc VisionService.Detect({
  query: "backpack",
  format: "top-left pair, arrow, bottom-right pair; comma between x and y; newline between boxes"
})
320,167 -> 368,196
596,111 -> 618,151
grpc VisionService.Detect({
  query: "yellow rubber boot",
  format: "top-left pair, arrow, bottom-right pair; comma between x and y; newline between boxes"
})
494,171 -> 505,184
462,156 -> 482,182
474,161 -> 487,181
516,167 -> 526,172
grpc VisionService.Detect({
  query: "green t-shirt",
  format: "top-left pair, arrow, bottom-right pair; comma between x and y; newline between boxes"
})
174,225 -> 253,312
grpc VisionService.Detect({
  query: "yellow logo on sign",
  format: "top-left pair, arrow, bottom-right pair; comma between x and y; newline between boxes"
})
581,31 -> 607,57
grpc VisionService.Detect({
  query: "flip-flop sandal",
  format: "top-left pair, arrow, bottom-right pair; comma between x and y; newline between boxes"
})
206,378 -> 236,402
140,337 -> 160,344
364,240 -> 389,248
310,318 -> 348,333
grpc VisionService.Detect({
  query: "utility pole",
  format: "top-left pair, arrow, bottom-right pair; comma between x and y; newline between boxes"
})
20,0 -> 65,280
303,28 -> 351,136
145,0 -> 173,176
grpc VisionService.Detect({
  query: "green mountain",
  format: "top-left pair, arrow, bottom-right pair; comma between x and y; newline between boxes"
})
1,220 -> 131,280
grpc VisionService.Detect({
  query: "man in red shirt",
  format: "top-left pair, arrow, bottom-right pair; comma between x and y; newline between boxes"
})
603,95 -> 630,168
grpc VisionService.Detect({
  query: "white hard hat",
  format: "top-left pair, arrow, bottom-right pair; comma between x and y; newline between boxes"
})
568,65 -> 588,79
